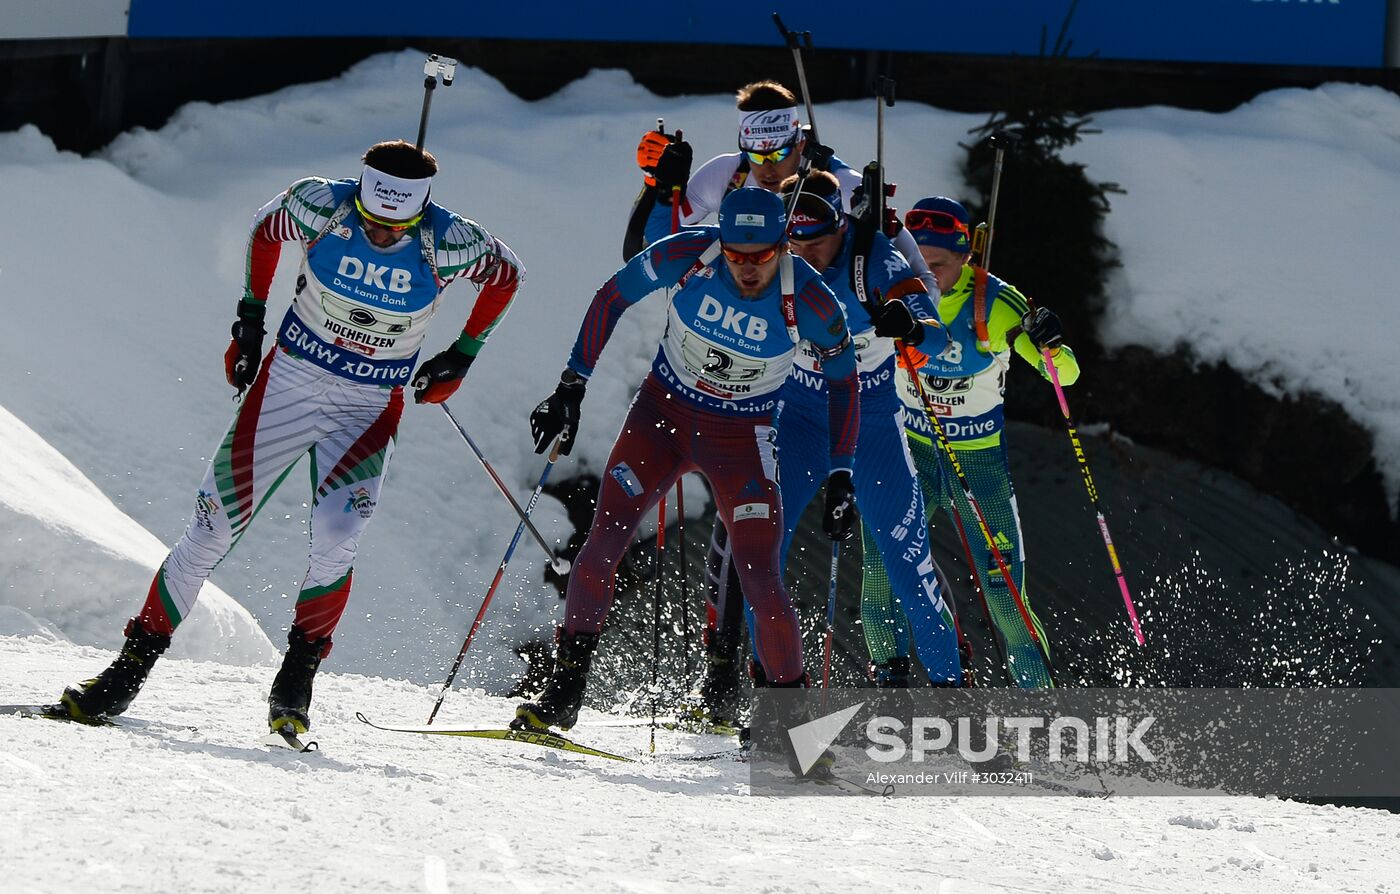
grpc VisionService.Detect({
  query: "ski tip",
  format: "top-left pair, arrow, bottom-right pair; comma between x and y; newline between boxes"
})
264,724 -> 318,753
0,703 -> 109,725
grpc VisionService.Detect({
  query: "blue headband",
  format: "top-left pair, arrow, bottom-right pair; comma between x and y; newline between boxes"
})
788,189 -> 844,240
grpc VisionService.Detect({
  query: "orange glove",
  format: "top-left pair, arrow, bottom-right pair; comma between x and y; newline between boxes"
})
637,130 -> 672,187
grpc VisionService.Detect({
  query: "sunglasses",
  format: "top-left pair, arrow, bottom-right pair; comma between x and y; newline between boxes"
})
355,195 -> 423,232
905,208 -> 969,235
721,245 -> 781,265
743,145 -> 794,166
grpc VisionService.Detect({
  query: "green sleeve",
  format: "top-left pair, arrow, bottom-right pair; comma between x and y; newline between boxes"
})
987,283 -> 1081,386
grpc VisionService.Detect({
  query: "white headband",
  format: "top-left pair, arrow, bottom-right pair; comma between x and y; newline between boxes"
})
357,165 -> 432,221
738,107 -> 800,152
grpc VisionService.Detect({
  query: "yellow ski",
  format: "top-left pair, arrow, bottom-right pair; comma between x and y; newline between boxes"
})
355,712 -> 635,763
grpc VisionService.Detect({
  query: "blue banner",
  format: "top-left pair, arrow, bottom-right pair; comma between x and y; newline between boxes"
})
127,1 -> 1388,69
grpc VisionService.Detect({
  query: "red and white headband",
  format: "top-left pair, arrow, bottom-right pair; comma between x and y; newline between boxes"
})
738,107 -> 800,152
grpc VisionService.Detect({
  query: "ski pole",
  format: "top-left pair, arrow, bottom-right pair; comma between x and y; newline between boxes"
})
415,55 -> 457,150
427,437 -> 563,723
649,496 -> 666,756
946,503 -> 1013,686
977,133 -> 1143,647
821,541 -> 840,693
773,15 -> 819,147
980,131 -> 1009,272
857,79 -> 989,684
660,149 -> 691,681
772,14 -> 819,220
896,339 -> 1050,667
1039,341 -> 1143,645
438,403 -> 570,576
676,480 -> 692,680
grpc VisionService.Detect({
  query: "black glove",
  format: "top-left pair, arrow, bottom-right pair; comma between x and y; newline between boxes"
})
530,371 -> 587,456
870,299 -> 925,346
822,470 -> 858,542
224,300 -> 266,394
1021,307 -> 1064,350
412,346 -> 474,404
652,139 -> 693,200
802,137 -> 834,172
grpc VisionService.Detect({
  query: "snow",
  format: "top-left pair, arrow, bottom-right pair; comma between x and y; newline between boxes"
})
1062,83 -> 1400,507
1,51 -> 1399,890
4,634 -> 1399,893
0,405 -> 274,664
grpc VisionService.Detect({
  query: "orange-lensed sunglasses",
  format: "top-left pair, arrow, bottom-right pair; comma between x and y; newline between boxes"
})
721,245 -> 781,265
905,208 -> 969,236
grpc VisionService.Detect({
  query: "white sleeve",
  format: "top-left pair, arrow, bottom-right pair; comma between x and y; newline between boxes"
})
893,226 -> 940,297
833,165 -> 862,214
681,153 -> 743,225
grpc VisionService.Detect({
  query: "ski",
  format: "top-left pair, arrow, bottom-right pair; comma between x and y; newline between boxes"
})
808,771 -> 891,797
1026,771 -> 1112,799
356,712 -> 635,763
263,722 -> 318,753
665,746 -> 749,763
1,702 -> 203,737
660,718 -> 741,738
0,703 -> 112,727
587,715 -> 742,738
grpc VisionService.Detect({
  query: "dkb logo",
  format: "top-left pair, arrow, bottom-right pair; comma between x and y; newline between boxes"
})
337,256 -> 413,293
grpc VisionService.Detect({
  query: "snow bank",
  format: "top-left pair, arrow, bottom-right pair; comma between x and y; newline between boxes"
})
0,406 -> 275,664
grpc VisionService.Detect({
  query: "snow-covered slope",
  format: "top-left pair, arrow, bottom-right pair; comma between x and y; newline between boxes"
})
4,634 -> 1397,894
1064,83 -> 1400,509
0,406 -> 274,664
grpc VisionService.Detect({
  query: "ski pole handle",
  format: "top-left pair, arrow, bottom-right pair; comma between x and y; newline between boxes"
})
772,14 -> 819,148
416,54 -> 458,151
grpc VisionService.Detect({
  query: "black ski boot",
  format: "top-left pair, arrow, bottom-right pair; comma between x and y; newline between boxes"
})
512,629 -> 599,732
682,630 -> 742,729
267,625 -> 331,735
769,674 -> 836,779
60,618 -> 171,720
871,656 -> 912,689
736,658 -> 771,745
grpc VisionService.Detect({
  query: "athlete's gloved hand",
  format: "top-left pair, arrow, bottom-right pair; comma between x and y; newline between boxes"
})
1021,306 -> 1064,350
802,137 -> 834,173
530,370 -> 587,456
412,346 -> 475,404
652,140 -> 692,202
637,130 -> 671,184
822,470 -> 858,542
871,298 -> 926,347
224,299 -> 266,394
